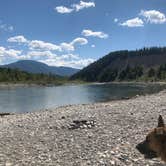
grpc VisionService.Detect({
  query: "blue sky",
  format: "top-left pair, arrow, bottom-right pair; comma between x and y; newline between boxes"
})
0,0 -> 166,68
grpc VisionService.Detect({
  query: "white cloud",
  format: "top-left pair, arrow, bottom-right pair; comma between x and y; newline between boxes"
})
120,17 -> 144,27
26,51 -> 55,60
0,46 -> 22,64
7,35 -> 29,43
60,43 -> 75,51
71,37 -> 88,45
117,10 -> 166,28
0,45 -> 94,68
26,52 -> 79,62
55,1 -> 95,14
7,36 -> 88,52
66,58 -> 94,69
8,36 -> 62,51
0,47 -> 22,58
140,10 -> 166,24
0,50 -> 57,64
60,54 -> 79,60
29,40 -> 61,51
55,6 -> 74,14
114,18 -> 118,23
59,38 -> 88,52
40,57 -> 94,69
72,1 -> 95,12
91,44 -> 95,48
82,29 -> 109,39
5,35 -> 91,68
25,50 -> 94,69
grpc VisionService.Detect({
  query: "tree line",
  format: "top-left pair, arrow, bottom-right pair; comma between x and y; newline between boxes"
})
0,68 -> 65,85
97,64 -> 166,82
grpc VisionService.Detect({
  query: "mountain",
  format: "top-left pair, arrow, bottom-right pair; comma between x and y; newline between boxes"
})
2,60 -> 80,77
70,47 -> 166,82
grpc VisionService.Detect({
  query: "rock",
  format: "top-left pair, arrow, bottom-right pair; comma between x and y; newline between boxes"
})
110,160 -> 115,165
61,116 -> 65,119
5,162 -> 12,166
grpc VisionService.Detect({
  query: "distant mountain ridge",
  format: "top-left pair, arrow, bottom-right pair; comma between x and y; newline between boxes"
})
1,60 -> 80,77
71,47 -> 166,82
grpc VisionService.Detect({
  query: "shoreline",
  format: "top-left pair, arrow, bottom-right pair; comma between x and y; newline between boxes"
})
0,91 -> 166,165
0,81 -> 166,88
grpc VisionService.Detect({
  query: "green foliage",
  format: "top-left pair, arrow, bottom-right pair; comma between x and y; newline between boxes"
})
148,68 -> 156,78
0,67 -> 66,85
156,64 -> 166,79
118,65 -> 143,81
98,69 -> 118,82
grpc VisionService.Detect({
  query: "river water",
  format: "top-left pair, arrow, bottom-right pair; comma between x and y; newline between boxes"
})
0,83 -> 166,113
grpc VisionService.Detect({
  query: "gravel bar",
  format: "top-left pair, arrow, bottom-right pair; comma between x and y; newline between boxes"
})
1,91 -> 166,165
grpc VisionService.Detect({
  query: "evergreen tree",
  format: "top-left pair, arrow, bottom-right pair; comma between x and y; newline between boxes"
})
148,68 -> 155,77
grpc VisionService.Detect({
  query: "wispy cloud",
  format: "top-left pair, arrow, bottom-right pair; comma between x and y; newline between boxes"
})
70,37 -> 88,45
82,29 -> 109,39
72,1 -> 95,12
55,1 -> 95,14
120,17 -> 144,27
55,6 -> 74,14
139,10 -> 166,24
0,22 -> 14,32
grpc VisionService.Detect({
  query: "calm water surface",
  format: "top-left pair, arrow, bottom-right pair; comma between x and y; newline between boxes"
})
0,83 -> 166,113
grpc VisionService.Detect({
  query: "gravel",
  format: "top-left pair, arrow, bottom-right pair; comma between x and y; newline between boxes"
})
1,90 -> 166,165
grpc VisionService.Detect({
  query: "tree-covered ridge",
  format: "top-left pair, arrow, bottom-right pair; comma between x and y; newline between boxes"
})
70,47 -> 166,82
0,67 -> 66,85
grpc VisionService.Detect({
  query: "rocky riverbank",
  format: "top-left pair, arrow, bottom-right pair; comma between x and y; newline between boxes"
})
1,91 -> 166,165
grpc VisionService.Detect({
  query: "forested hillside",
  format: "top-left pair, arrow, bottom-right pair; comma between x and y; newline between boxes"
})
71,47 -> 166,82
0,68 -> 66,85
